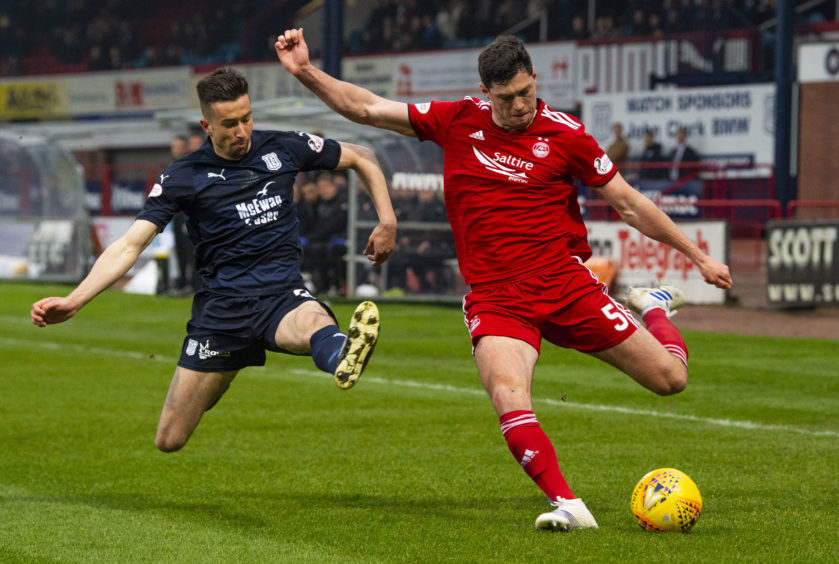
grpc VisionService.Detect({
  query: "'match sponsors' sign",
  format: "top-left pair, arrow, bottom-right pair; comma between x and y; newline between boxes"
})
583,83 -> 775,167
767,220 -> 839,307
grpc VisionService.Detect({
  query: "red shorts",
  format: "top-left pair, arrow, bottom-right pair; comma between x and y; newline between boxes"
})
463,257 -> 638,354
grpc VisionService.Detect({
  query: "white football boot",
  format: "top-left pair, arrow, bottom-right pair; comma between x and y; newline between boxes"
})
624,285 -> 685,318
535,498 -> 599,532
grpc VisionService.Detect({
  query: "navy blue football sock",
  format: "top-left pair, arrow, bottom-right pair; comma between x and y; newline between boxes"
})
309,325 -> 346,374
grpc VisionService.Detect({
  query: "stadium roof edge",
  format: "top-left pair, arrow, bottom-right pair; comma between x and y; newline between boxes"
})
3,97 -> 399,152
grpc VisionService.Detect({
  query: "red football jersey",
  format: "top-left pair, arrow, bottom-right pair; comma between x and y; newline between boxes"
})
408,97 -> 617,285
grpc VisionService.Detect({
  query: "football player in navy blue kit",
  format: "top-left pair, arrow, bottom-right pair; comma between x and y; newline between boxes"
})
31,67 -> 397,453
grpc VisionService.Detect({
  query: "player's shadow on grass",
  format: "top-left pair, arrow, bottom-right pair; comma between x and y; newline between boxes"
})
281,491 -> 538,516
3,491 -> 537,529
2,492 -> 270,531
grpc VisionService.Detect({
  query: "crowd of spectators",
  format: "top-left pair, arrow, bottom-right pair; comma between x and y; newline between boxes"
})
606,124 -> 704,185
381,185 -> 454,295
0,0 -> 301,76
347,0 -> 835,54
2,0 -> 834,77
296,171 -> 350,295
294,169 -> 454,296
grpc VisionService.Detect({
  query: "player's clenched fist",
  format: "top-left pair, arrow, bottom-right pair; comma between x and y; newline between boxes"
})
274,28 -> 310,76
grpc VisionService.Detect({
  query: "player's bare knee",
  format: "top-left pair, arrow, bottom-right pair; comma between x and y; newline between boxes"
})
154,429 -> 188,452
656,368 -> 688,396
488,386 -> 509,403
487,385 -> 530,412
155,436 -> 186,453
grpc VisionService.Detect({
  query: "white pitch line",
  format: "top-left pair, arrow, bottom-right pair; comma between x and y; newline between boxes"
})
0,336 -> 176,363
539,398 -> 839,437
287,368 -> 839,439
4,335 -> 836,439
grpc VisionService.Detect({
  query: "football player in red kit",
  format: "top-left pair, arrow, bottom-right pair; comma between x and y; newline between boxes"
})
276,30 -> 732,531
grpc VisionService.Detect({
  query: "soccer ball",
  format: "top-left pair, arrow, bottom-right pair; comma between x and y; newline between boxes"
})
630,468 -> 702,532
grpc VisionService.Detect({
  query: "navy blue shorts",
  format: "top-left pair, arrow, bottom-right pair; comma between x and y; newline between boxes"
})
177,284 -> 336,372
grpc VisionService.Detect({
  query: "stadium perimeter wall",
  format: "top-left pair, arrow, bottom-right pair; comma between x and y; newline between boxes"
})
798,43 -> 839,219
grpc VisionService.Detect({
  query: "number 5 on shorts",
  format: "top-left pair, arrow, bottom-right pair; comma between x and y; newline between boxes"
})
601,303 -> 630,331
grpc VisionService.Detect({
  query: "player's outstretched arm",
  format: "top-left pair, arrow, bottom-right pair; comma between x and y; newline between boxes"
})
597,173 -> 733,290
336,141 -> 397,266
275,28 -> 415,137
31,219 -> 160,327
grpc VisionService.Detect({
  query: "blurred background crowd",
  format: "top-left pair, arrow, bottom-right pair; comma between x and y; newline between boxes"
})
291,168 -> 453,296
1,0 -> 833,76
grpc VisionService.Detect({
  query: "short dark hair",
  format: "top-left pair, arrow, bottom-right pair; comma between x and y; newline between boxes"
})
478,35 -> 533,88
196,67 -> 249,117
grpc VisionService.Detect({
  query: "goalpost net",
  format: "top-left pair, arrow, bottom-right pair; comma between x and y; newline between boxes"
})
0,131 -> 94,281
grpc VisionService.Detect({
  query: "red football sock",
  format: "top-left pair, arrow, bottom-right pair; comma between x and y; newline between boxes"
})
643,308 -> 689,366
499,410 -> 574,501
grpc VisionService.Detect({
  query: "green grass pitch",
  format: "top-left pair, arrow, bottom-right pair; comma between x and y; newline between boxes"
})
1,282 -> 837,562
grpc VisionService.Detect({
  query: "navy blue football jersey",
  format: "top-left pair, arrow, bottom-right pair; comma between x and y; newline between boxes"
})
137,129 -> 341,295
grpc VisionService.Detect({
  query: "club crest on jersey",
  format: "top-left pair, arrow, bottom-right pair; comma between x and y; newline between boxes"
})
594,153 -> 614,175
293,288 -> 314,300
532,139 -> 550,158
261,152 -> 282,171
301,132 -> 324,153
